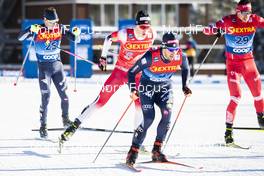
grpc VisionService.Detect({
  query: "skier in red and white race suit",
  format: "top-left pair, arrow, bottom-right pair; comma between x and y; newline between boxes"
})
59,10 -> 156,143
203,0 -> 264,145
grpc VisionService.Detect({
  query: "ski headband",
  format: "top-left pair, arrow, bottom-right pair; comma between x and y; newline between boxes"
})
236,3 -> 252,12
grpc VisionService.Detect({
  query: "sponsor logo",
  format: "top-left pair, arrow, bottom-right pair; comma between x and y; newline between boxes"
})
153,57 -> 159,62
128,33 -> 134,39
150,65 -> 179,73
124,42 -> 151,51
80,34 -> 91,41
142,104 -> 153,110
228,27 -> 256,34
232,47 -> 251,53
43,54 -> 59,60
38,32 -> 61,40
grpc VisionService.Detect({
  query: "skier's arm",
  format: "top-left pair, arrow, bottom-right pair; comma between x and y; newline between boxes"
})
99,30 -> 127,71
181,54 -> 192,96
98,32 -> 117,71
128,51 -> 152,92
181,53 -> 189,88
18,27 -> 33,41
203,17 -> 225,37
101,34 -> 114,58
101,30 -> 126,58
255,15 -> 264,28
62,25 -> 81,42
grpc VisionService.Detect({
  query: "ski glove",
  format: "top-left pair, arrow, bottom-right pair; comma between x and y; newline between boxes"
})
72,27 -> 81,37
98,57 -> 107,71
216,29 -> 224,38
182,86 -> 192,96
130,90 -> 139,101
30,24 -> 41,34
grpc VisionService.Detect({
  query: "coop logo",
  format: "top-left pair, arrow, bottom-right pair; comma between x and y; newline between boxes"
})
124,42 -> 151,51
150,65 -> 179,73
233,47 -> 251,53
43,54 -> 59,60
228,27 -> 256,34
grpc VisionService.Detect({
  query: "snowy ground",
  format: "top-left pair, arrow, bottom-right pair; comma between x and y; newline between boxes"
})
0,75 -> 264,176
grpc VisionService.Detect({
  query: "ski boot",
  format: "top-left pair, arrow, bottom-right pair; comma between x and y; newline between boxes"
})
39,124 -> 48,139
225,123 -> 234,145
126,146 -> 139,166
60,119 -> 81,142
257,112 -> 264,129
62,115 -> 73,128
151,140 -> 168,162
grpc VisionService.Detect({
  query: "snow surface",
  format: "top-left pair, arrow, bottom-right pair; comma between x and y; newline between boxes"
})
0,75 -> 264,176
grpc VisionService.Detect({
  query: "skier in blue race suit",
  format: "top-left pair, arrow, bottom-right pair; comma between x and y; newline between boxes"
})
18,7 -> 80,138
126,32 -> 192,166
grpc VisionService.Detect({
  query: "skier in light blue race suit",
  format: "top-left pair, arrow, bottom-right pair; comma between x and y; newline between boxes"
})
18,7 -> 80,138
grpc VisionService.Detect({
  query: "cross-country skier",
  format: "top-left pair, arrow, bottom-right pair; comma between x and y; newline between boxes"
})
59,10 -> 156,143
18,7 -> 80,138
203,0 -> 264,145
125,32 -> 192,166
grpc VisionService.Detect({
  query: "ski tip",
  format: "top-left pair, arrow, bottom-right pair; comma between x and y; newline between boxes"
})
226,143 -> 251,150
58,137 -> 63,154
120,163 -> 142,172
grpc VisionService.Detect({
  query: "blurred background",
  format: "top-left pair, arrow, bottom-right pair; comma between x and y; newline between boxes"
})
1,0 -> 264,76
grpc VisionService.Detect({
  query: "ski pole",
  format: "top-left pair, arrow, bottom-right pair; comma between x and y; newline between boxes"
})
14,35 -> 35,86
163,37 -> 219,151
55,45 -> 97,65
92,100 -> 134,163
73,42 -> 77,92
233,127 -> 264,131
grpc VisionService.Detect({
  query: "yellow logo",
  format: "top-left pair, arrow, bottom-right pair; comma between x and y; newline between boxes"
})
150,65 -> 180,73
228,27 -> 256,34
124,42 -> 151,51
38,32 -> 61,40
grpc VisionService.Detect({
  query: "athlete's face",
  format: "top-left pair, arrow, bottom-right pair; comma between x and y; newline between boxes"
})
163,47 -> 179,61
44,18 -> 59,29
237,10 -> 251,22
136,24 -> 150,36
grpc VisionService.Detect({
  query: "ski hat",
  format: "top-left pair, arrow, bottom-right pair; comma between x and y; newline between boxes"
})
236,3 -> 252,12
236,0 -> 252,12
135,10 -> 151,25
43,7 -> 59,21
162,32 -> 179,48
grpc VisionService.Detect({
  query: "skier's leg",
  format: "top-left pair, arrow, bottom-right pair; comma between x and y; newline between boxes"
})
38,64 -> 52,138
243,59 -> 264,128
225,66 -> 242,144
52,61 -> 71,127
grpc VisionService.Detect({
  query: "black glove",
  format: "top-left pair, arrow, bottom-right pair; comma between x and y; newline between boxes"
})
182,86 -> 192,96
130,90 -> 139,100
98,57 -> 107,71
216,29 -> 224,38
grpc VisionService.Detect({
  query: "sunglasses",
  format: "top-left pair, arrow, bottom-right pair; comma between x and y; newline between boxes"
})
45,19 -> 59,24
240,11 -> 252,15
166,47 -> 179,52
138,25 -> 150,30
